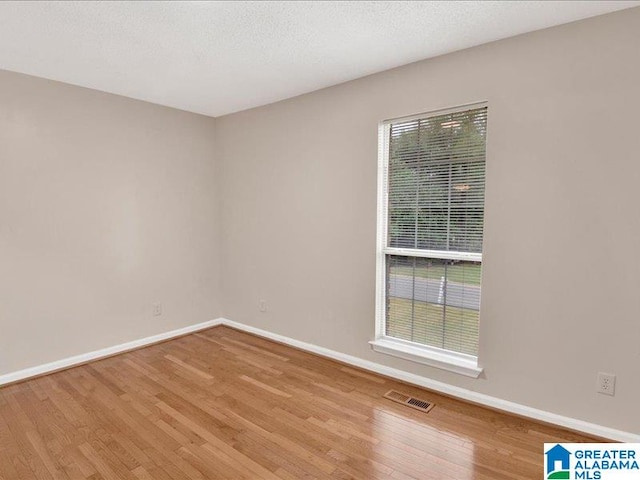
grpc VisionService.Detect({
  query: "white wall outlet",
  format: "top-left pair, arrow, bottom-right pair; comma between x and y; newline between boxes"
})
596,372 -> 616,396
259,299 -> 267,312
153,303 -> 162,316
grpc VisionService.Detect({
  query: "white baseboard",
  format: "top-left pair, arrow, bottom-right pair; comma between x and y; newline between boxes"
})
1,316 -> 637,442
0,318 -> 223,387
219,317 -> 640,443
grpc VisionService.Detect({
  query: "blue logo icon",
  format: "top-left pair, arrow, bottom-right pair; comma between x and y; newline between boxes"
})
546,444 -> 571,479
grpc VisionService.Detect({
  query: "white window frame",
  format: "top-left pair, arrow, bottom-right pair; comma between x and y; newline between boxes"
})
370,102 -> 486,378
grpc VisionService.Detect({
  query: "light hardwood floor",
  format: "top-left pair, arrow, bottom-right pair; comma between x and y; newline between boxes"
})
0,326 -> 596,479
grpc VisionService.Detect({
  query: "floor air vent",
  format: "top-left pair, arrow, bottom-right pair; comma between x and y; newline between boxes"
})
383,390 -> 434,413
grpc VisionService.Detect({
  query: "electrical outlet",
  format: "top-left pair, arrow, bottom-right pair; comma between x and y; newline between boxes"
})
259,299 -> 267,312
597,372 -> 616,396
153,304 -> 162,316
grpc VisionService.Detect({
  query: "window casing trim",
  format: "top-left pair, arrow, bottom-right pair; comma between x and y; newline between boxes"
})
369,337 -> 483,378
373,102 -> 487,376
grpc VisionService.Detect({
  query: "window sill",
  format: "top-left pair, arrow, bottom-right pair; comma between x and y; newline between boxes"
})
369,337 -> 483,378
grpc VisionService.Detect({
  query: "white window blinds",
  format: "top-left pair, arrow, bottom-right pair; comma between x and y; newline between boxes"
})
380,105 -> 487,357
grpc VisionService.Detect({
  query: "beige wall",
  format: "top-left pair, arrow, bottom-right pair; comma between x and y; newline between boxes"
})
0,70 -> 221,374
216,8 -> 640,433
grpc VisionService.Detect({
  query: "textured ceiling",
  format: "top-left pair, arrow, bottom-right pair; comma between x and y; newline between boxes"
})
0,1 -> 638,117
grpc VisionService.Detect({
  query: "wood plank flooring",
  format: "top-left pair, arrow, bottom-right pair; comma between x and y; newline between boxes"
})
0,326 -> 596,479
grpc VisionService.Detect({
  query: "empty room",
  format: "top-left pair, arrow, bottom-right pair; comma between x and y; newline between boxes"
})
1,1 -> 639,479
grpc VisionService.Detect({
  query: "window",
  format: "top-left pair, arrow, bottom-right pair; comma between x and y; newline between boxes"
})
371,103 -> 487,377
